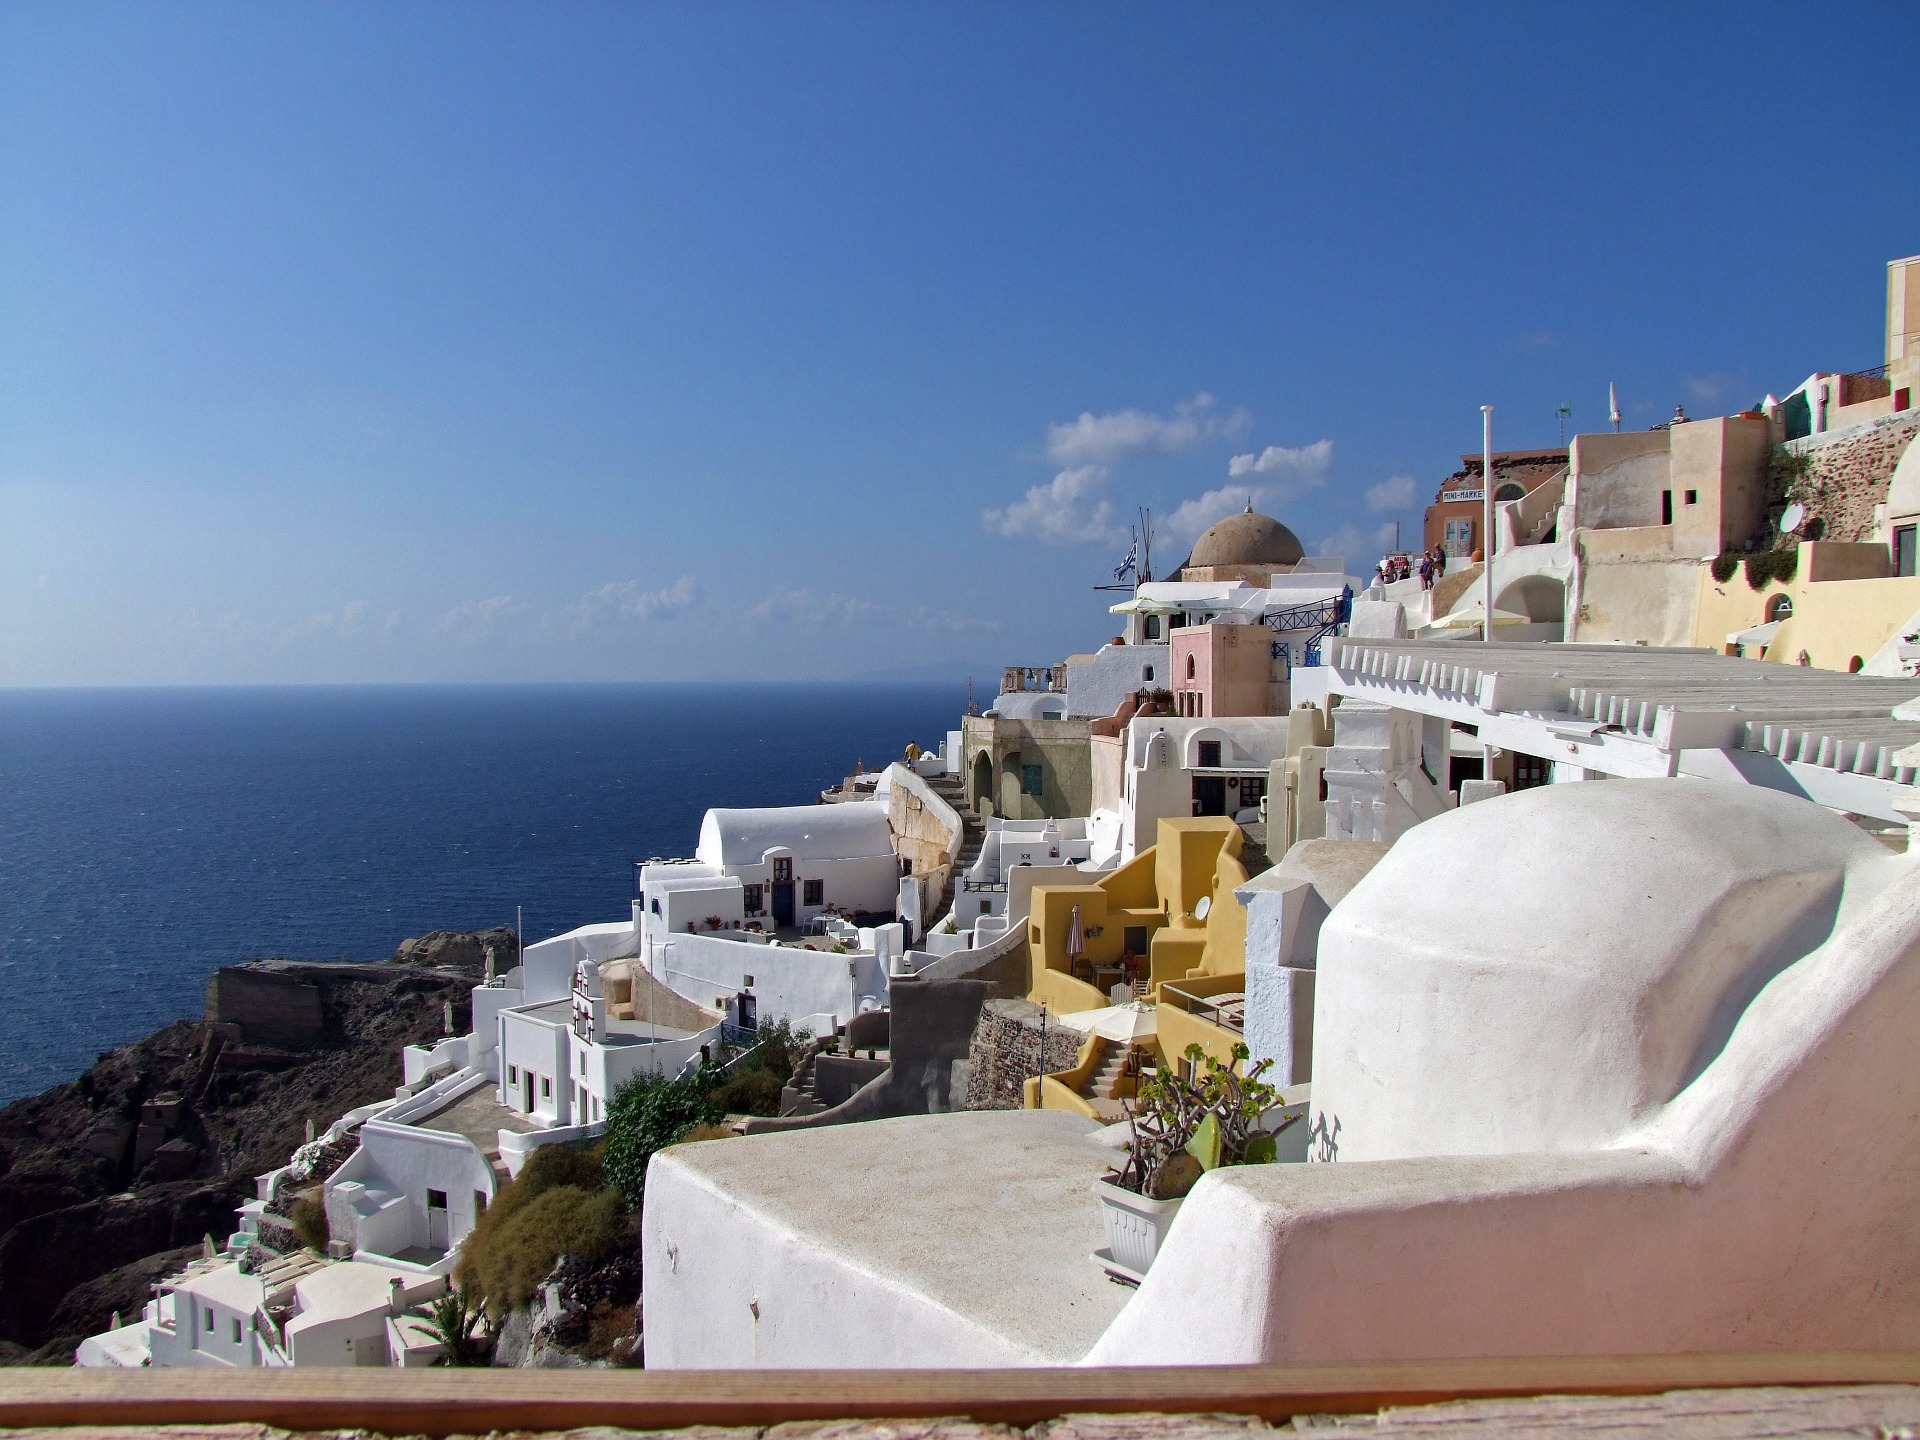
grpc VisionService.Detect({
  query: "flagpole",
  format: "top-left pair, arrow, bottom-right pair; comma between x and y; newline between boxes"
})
1481,406 -> 1494,646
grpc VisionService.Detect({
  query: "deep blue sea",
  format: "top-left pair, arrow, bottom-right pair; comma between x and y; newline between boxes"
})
0,683 -> 963,1103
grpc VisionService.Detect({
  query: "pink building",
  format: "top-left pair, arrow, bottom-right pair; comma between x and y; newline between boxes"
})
1169,623 -> 1278,718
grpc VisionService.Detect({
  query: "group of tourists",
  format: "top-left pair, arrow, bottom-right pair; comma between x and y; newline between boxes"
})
1376,546 -> 1450,592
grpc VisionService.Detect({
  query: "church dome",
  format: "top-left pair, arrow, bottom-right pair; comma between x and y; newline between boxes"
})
1184,506 -> 1304,570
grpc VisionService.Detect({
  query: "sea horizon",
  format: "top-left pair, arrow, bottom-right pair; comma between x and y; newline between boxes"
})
0,680 -> 965,1102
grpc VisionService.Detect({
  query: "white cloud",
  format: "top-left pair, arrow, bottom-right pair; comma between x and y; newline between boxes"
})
1364,474 -> 1419,513
1161,483 -> 1269,547
982,465 -> 1123,546
1046,393 -> 1242,467
575,574 -> 697,625
745,588 -> 882,628
907,606 -> 1001,635
282,600 -> 369,644
1684,371 -> 1740,404
1317,521 -> 1399,569
1159,437 -> 1336,547
436,594 -> 524,638
1227,438 -> 1333,480
744,589 -> 1002,635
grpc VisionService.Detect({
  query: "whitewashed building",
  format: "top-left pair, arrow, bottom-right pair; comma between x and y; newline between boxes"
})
920,816 -> 1112,957
76,1250 -> 446,1369
642,778 -> 1920,1368
1107,715 -> 1294,860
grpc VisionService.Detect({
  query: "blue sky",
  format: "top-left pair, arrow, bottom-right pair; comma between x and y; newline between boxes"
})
2,3 -> 1913,685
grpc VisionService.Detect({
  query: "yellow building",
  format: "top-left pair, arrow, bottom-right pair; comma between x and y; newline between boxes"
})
1023,817 -> 1251,1114
1691,541 -> 1920,674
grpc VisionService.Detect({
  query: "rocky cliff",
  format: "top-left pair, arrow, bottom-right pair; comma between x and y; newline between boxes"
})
0,926 -> 517,1364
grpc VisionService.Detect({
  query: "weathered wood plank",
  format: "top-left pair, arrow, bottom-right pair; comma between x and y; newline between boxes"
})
4,1385 -> 1920,1437
2,1356 -> 1919,1435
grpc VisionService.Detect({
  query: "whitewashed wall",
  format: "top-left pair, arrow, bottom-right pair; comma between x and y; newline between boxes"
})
1066,643 -> 1170,718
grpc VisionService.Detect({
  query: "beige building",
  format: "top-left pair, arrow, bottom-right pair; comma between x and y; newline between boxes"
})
1563,413 -> 1774,647
961,712 -> 1094,820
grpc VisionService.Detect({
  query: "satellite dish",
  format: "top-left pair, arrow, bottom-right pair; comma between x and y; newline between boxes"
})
1194,896 -> 1212,921
1780,502 -> 1806,534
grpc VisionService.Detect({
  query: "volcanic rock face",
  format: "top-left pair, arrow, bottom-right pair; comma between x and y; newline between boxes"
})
0,928 -> 516,1361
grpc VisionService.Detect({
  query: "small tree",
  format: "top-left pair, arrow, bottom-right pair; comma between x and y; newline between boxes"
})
419,1286 -> 492,1367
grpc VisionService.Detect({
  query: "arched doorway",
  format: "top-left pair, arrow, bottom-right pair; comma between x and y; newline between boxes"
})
971,751 -> 994,814
1496,575 -> 1566,633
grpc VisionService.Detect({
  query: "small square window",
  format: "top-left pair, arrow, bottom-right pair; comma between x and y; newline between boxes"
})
1021,763 -> 1044,796
1897,526 -> 1918,578
427,1189 -> 448,1210
474,1190 -> 488,1214
803,878 -> 824,906
507,1065 -> 518,1085
980,900 -> 992,914
205,1310 -> 215,1332
743,883 -> 763,913
1684,489 -> 1697,505
232,1317 -> 243,1343
1197,740 -> 1222,768
540,1076 -> 551,1099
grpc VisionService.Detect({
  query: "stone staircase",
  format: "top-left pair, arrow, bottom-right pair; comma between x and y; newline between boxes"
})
779,1044 -> 828,1118
1084,1038 -> 1129,1101
926,770 -> 987,924
1076,1037 -> 1132,1125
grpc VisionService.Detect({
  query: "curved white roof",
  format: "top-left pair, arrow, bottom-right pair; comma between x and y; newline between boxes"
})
697,801 -> 893,869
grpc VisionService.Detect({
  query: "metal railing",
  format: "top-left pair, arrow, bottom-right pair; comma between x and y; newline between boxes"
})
1161,983 -> 1244,1033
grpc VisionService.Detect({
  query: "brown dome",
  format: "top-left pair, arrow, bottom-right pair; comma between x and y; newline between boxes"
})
1184,507 -> 1304,569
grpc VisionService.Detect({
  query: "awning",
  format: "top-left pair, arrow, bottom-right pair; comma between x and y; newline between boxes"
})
1108,597 -> 1186,614
1727,620 -> 1782,648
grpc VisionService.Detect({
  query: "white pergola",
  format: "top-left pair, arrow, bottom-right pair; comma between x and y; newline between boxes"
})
1322,638 -> 1920,824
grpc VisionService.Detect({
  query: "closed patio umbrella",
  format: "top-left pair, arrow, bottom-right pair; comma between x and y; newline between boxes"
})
1427,599 -> 1530,632
1058,1001 -> 1158,1044
1066,903 -> 1085,961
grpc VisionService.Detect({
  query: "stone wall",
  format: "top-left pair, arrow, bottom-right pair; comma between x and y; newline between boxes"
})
885,762 -> 961,926
961,998 -> 1085,1110
205,967 -> 325,1049
1792,411 -> 1920,542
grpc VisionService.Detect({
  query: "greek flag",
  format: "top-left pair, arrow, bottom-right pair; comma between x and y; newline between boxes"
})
1114,540 -> 1138,582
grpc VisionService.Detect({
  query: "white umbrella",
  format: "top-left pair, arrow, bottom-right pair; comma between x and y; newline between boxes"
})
1057,1001 -> 1157,1044
1428,600 -> 1531,631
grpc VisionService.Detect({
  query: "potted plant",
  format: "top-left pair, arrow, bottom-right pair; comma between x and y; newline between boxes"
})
1095,1041 -> 1285,1280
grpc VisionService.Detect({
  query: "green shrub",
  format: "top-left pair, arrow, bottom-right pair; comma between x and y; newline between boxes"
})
1743,547 -> 1799,590
1710,553 -> 1740,585
708,1067 -> 784,1117
288,1194 -> 329,1252
454,1149 -> 631,1319
742,1018 -> 809,1084
601,1066 -> 726,1208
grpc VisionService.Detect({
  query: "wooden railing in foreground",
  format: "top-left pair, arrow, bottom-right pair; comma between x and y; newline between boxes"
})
2,1353 -> 1919,1435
